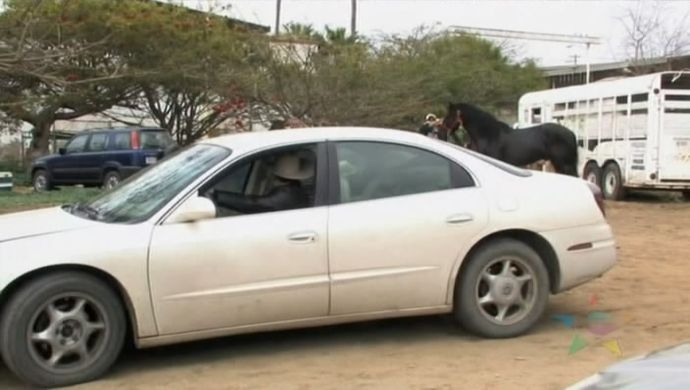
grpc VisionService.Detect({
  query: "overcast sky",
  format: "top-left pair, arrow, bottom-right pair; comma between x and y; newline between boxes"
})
205,0 -> 689,67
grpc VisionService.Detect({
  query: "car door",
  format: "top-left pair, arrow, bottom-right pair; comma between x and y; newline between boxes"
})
147,142 -> 331,335
51,133 -> 90,183
106,131 -> 136,175
328,140 -> 489,316
81,132 -> 109,183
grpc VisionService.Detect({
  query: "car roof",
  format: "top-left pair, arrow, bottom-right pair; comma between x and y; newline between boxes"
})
201,126 -> 435,152
79,127 -> 166,134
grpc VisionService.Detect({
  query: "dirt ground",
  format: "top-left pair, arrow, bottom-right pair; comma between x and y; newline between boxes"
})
1,195 -> 689,389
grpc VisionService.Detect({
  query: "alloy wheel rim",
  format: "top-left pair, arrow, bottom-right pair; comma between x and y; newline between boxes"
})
106,176 -> 119,189
27,293 -> 109,373
475,257 -> 537,326
34,176 -> 46,191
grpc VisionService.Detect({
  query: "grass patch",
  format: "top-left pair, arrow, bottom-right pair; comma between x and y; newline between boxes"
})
0,187 -> 103,214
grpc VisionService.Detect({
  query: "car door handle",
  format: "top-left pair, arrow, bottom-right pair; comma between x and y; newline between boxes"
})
446,213 -> 474,224
288,231 -> 317,243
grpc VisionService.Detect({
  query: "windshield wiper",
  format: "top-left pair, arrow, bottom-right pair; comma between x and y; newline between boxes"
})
71,203 -> 103,221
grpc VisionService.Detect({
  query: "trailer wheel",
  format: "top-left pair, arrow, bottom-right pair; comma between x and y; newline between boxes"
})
602,163 -> 626,201
583,162 -> 602,188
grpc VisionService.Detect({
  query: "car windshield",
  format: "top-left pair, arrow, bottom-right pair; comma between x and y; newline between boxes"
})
66,143 -> 231,224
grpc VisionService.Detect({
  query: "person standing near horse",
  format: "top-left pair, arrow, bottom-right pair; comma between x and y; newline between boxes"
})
419,113 -> 469,146
418,113 -> 442,139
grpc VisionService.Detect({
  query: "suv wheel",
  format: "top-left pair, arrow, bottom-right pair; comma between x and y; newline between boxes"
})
33,170 -> 51,192
103,171 -> 121,190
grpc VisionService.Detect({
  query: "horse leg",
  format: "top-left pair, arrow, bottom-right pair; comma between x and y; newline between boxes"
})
564,163 -> 578,177
550,158 -> 578,177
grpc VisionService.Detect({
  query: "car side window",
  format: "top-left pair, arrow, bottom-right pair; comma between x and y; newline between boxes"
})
335,141 -> 474,203
65,135 -> 88,154
200,144 -> 319,218
88,133 -> 108,152
109,133 -> 131,150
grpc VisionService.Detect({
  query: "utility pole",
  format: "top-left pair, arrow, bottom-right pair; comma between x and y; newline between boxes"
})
449,26 -> 602,84
274,0 -> 282,35
350,0 -> 357,37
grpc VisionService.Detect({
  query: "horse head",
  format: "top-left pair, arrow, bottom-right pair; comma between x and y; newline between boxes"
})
442,102 -> 463,132
442,102 -> 486,150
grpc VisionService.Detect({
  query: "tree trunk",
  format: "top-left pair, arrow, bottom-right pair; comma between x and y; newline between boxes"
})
27,120 -> 53,163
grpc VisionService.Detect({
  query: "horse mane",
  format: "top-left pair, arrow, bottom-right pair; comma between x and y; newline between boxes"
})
454,102 -> 513,135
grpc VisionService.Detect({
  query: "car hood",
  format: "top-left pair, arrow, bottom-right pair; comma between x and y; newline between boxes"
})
0,206 -> 97,244
567,341 -> 690,389
32,154 -> 60,165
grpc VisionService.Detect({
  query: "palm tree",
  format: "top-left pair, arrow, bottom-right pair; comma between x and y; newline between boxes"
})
274,0 -> 282,35
351,0 -> 357,37
283,22 -> 320,40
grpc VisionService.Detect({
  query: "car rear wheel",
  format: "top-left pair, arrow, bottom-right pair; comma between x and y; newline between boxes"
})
453,238 -> 549,338
103,171 -> 121,190
33,170 -> 52,192
0,272 -> 126,388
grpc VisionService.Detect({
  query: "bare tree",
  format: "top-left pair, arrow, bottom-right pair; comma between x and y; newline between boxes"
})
618,0 -> 690,63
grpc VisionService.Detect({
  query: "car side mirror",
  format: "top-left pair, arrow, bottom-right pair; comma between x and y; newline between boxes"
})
165,195 -> 216,224
59,147 -> 66,155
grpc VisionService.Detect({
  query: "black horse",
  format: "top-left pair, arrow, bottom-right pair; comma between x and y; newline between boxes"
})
442,102 -> 579,177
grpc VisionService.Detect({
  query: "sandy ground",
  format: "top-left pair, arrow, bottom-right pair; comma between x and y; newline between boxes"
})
1,196 -> 689,389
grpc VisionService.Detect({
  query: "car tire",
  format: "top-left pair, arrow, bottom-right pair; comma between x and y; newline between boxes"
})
682,191 -> 690,201
582,161 -> 602,189
453,238 -> 550,339
103,171 -> 121,190
0,271 -> 126,388
602,163 -> 626,201
32,169 -> 52,192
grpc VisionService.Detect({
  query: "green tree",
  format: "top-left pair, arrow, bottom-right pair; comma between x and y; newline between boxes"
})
0,0 -> 141,158
1,0 -> 263,150
253,26 -> 545,131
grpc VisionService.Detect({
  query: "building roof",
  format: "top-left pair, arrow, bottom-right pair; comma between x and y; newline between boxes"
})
539,54 -> 690,88
542,54 -> 690,77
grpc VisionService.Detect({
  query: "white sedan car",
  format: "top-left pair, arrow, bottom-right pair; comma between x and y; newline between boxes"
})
0,127 -> 616,387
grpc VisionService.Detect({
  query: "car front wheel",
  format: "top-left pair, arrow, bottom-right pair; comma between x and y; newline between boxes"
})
33,170 -> 52,192
0,272 -> 126,388
454,238 -> 549,338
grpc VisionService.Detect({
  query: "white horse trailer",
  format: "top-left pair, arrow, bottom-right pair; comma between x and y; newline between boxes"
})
518,71 -> 690,200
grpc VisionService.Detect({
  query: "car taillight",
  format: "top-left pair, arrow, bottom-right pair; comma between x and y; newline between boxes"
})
131,131 -> 140,149
585,181 -> 605,217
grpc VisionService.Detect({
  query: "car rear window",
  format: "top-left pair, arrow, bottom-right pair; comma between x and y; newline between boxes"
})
444,142 -> 533,177
140,130 -> 175,149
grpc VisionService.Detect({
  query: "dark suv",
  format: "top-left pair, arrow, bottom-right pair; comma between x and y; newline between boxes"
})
31,127 -> 178,192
